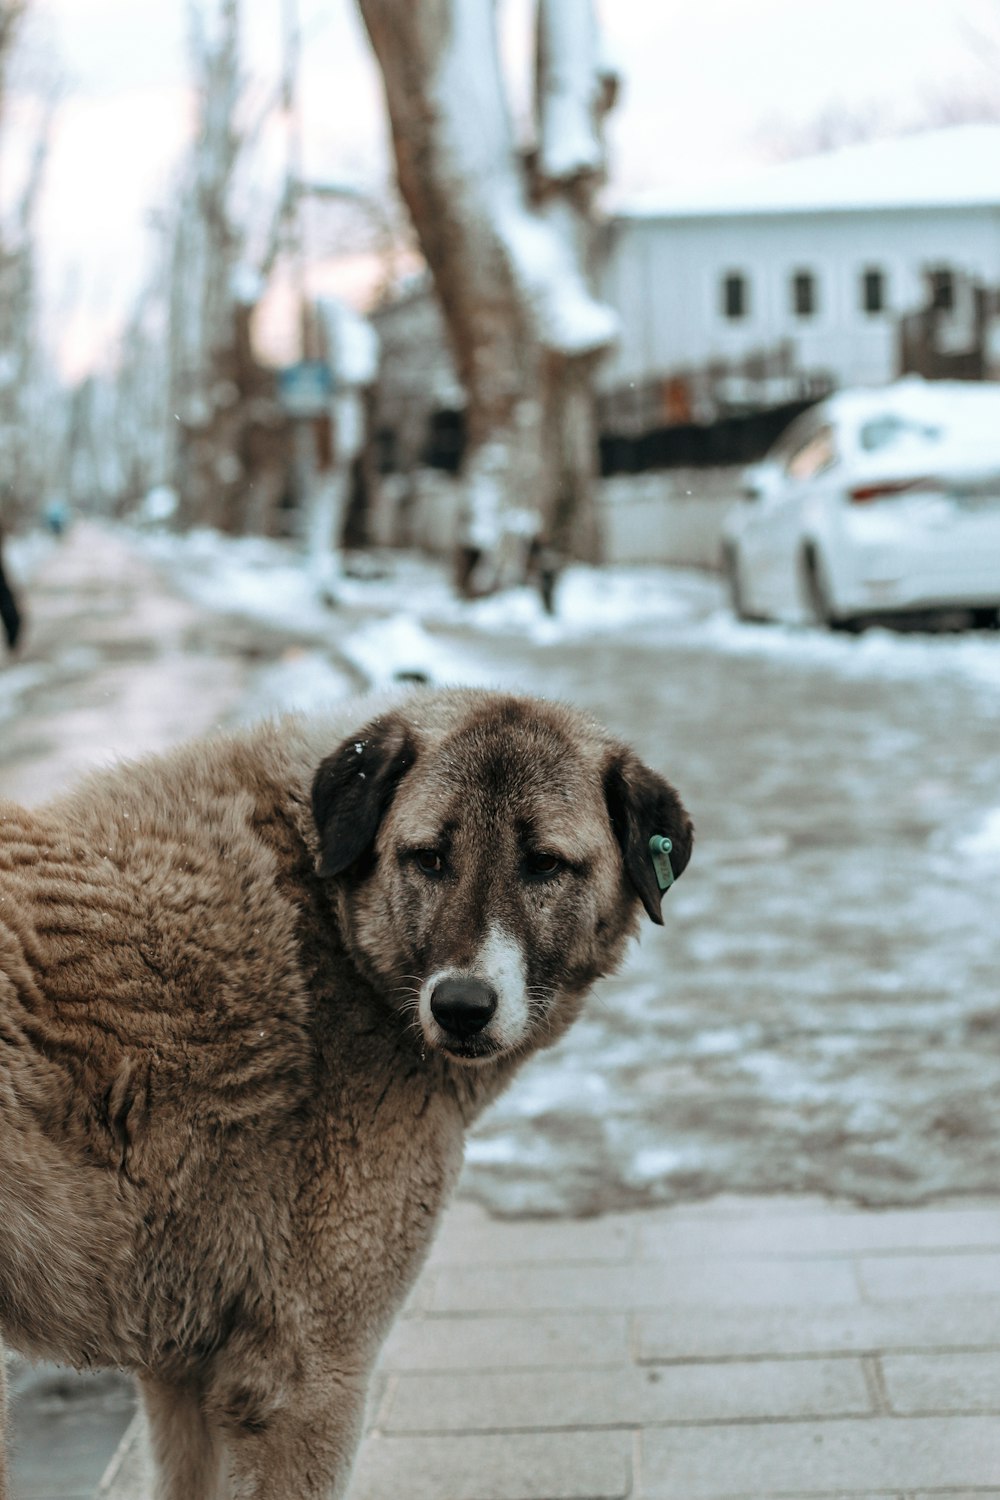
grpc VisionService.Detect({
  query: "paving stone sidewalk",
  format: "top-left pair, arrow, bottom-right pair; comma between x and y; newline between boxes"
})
100,1192 -> 1000,1499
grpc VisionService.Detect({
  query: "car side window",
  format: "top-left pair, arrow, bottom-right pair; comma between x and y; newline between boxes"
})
859,413 -> 942,452
785,423 -> 836,481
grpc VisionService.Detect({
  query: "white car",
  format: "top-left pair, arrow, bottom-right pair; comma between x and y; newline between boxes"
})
720,379 -> 1000,629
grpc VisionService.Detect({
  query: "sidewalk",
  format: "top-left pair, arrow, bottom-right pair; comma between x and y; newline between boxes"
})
0,522 -> 249,806
101,1192 -> 1000,1499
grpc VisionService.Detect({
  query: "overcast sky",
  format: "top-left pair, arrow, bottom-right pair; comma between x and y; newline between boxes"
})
12,0 -> 999,374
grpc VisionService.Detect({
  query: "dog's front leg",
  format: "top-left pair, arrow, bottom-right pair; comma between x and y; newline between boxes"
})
140,1375 -> 230,1500
223,1370 -> 368,1500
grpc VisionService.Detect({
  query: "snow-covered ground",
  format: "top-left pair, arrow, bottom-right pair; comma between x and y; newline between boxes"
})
139,523 -> 1000,695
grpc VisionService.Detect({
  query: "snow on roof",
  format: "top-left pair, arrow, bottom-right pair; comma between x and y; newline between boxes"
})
617,126 -> 1000,221
825,375 -> 1000,425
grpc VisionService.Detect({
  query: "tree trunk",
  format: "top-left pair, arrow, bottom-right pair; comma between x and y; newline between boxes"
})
532,0 -> 619,576
358,0 -> 616,596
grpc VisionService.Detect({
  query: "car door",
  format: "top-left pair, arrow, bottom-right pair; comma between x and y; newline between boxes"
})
731,461 -> 786,615
765,420 -> 839,616
740,412 -> 836,617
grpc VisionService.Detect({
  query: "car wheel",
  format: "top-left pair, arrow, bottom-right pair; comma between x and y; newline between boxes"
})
801,547 -> 862,633
722,544 -> 754,622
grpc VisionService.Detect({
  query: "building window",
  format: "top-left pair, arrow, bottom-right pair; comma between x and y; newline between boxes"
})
722,272 -> 748,320
861,267 -> 886,315
791,270 -> 817,318
928,267 -> 955,312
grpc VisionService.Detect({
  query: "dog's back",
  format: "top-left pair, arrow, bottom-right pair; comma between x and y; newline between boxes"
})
0,739 -> 319,1374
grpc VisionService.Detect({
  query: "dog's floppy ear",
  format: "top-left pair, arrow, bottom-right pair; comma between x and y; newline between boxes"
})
604,750 -> 693,925
312,715 -> 417,878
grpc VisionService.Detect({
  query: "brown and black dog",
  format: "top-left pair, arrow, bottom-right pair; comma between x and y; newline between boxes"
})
0,687 -> 692,1499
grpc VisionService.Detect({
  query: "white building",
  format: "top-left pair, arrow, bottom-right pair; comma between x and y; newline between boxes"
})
599,126 -> 1000,424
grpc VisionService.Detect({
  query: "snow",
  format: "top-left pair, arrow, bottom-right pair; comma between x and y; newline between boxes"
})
317,298 -> 379,387
431,0 -> 617,358
617,125 -> 1000,220
535,0 -> 606,182
497,192 -> 619,355
337,614 -> 495,690
5,531 -> 57,581
131,524 -> 1000,702
831,377 -> 1000,462
957,807 -> 1000,863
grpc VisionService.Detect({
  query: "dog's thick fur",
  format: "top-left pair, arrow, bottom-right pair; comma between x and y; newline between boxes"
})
0,687 -> 692,1499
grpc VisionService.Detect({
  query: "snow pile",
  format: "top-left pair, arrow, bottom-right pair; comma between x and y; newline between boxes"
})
337,614 -> 503,690
421,564 -> 718,645
691,610 -> 1000,694
140,529 -> 345,636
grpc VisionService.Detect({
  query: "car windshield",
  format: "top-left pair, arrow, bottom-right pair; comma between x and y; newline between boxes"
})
858,413 -> 943,453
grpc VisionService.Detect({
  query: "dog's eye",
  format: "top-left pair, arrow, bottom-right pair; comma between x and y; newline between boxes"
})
523,851 -> 564,880
413,849 -> 446,877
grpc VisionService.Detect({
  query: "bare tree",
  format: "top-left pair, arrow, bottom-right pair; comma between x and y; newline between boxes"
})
755,101 -> 892,162
165,0 -> 297,535
358,0 -> 618,597
0,0 -> 56,524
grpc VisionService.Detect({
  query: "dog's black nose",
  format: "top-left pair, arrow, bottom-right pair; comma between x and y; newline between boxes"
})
430,978 -> 498,1039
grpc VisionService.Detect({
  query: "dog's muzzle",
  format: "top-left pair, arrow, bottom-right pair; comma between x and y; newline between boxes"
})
429,977 -> 498,1043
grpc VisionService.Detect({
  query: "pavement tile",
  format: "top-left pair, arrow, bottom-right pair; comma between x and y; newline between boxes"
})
381,1312 -> 630,1372
881,1351 -> 1000,1414
638,1206 -> 1000,1260
349,1430 -> 632,1500
639,1196 -> 843,1221
8,1363 -> 135,1500
637,1296 -> 1000,1361
427,1256 -> 860,1314
95,1419 -> 151,1499
638,1416 -> 1000,1497
380,1357 -> 872,1433
858,1252 -> 1000,1301
427,1205 -> 636,1267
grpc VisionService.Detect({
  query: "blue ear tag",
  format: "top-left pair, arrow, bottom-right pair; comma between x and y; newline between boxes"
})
649,835 -> 675,892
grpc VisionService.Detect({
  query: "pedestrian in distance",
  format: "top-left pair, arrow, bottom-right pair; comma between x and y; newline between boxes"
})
0,529 -> 22,652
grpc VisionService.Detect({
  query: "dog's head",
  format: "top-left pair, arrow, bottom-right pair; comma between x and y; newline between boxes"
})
311,690 -> 692,1065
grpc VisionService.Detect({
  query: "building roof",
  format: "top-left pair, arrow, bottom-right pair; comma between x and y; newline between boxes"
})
617,125 -> 1000,221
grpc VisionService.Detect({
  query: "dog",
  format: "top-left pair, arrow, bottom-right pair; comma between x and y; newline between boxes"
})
0,687 -> 692,1499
